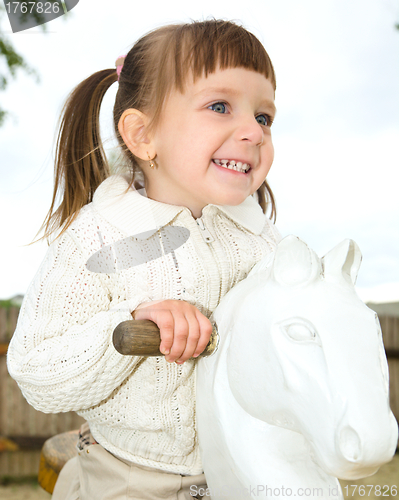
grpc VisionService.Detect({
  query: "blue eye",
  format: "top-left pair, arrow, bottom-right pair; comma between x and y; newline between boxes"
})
256,114 -> 270,126
209,102 -> 227,114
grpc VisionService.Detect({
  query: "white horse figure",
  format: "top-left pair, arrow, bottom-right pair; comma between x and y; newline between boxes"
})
196,235 -> 398,500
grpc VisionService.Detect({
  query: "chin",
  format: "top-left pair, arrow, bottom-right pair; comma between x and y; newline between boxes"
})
219,194 -> 249,206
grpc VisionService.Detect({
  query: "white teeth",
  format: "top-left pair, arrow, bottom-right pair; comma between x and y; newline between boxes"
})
213,159 -> 250,173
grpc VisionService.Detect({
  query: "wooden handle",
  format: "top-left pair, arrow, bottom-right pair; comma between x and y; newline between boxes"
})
113,320 -> 219,357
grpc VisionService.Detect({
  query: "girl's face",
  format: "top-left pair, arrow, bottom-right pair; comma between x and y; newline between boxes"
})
146,66 -> 276,219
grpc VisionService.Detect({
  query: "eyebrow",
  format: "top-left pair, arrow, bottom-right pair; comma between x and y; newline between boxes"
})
195,86 -> 277,114
195,86 -> 240,97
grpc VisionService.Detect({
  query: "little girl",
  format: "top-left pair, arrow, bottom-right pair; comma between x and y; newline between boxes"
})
7,19 -> 281,500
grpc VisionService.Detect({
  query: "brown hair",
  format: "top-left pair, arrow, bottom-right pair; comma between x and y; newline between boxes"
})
40,19 -> 277,241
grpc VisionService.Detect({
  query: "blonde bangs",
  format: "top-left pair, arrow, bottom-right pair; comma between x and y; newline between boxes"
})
173,21 -> 276,92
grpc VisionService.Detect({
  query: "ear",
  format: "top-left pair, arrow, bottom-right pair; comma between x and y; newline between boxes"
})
118,109 -> 155,161
321,239 -> 362,285
273,235 -> 321,287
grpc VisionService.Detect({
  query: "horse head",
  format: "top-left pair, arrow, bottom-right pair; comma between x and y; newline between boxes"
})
225,235 -> 398,479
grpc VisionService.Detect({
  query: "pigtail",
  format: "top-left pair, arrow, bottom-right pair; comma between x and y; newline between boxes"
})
39,69 -> 118,241
257,180 -> 276,222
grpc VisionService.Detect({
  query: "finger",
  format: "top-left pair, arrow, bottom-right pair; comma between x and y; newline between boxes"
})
135,306 -> 175,356
175,313 -> 201,364
192,315 -> 213,358
157,312 -> 175,356
166,315 -> 189,363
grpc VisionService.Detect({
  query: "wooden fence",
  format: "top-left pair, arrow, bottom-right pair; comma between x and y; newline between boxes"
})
0,306 -> 398,478
379,315 -> 399,420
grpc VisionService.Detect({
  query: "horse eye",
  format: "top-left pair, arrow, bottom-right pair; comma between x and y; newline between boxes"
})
281,320 -> 318,342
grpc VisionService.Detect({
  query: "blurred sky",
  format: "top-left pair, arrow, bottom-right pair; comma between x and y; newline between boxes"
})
1,0 -> 398,301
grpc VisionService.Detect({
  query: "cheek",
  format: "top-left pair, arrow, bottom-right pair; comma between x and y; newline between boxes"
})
269,143 -> 275,166
263,142 -> 274,171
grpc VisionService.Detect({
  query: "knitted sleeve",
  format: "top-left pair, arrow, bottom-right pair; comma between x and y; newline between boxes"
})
7,229 -> 141,414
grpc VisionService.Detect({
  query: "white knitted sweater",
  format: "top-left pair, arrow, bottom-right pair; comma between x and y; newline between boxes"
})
7,174 -> 281,475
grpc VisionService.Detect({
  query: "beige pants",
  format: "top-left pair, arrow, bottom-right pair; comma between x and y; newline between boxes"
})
52,442 -> 208,500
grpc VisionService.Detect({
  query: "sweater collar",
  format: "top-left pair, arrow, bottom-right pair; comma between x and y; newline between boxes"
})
92,174 -> 266,237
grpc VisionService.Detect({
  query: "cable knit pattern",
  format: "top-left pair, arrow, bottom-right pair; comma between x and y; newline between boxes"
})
7,174 -> 281,475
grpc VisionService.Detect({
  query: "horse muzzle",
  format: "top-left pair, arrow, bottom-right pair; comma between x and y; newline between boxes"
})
327,412 -> 398,479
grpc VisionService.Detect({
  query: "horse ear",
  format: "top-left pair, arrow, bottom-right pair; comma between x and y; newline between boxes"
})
273,235 -> 320,286
321,239 -> 362,285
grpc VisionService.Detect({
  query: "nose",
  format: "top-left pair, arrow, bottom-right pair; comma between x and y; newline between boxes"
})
236,116 -> 264,146
336,412 -> 398,469
338,426 -> 361,462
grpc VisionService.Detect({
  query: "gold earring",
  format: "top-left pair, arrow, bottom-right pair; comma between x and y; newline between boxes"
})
147,152 -> 155,169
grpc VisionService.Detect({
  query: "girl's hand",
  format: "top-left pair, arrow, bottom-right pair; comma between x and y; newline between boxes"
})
131,300 -> 213,364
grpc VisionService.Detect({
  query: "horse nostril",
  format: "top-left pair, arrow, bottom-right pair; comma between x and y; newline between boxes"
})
339,426 -> 362,462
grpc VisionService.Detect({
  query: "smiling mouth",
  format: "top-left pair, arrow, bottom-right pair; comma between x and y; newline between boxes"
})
213,159 -> 251,173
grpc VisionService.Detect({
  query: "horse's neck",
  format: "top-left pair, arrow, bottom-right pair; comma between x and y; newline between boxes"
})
217,364 -> 327,479
198,335 -> 341,498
